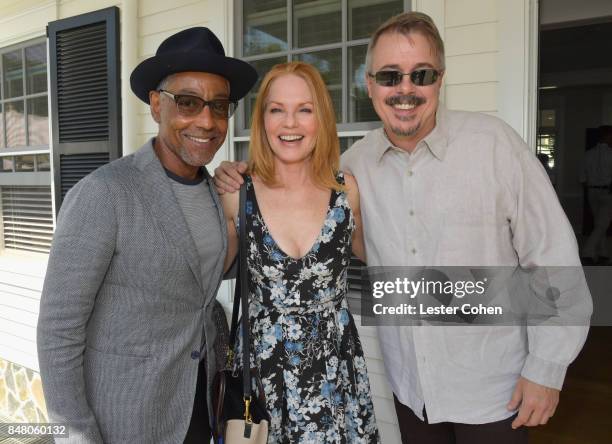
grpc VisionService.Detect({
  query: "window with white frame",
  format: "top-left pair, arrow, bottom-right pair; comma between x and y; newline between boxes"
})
0,39 -> 53,253
233,0 -> 409,160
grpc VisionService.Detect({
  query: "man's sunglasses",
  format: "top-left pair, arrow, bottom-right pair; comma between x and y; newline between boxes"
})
368,68 -> 441,87
159,90 -> 237,119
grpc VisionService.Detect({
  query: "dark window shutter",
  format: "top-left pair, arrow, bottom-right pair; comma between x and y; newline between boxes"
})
47,7 -> 121,212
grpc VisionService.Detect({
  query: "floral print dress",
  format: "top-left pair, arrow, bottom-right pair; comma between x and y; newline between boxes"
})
235,174 -> 380,444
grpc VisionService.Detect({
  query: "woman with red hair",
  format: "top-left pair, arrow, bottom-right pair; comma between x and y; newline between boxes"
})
220,62 -> 379,443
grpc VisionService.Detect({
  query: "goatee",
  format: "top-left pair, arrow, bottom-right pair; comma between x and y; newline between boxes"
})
391,122 -> 421,137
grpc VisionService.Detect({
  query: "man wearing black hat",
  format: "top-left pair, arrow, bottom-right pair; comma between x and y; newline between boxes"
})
37,27 -> 257,443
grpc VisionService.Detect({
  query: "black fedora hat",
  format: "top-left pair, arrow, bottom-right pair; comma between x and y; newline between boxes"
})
130,27 -> 257,103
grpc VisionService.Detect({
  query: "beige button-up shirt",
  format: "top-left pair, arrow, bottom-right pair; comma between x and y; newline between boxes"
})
341,107 -> 592,424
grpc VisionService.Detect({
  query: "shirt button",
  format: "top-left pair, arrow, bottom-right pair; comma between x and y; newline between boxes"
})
412,248 -> 417,254
407,170 -> 414,176
409,210 -> 415,216
190,350 -> 200,360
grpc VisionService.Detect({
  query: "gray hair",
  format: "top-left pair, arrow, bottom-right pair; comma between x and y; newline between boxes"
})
156,74 -> 177,91
365,12 -> 445,74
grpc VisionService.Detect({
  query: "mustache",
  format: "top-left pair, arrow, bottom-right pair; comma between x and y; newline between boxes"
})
385,94 -> 426,107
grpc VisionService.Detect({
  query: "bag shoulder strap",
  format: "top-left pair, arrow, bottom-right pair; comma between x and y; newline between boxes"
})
238,181 -> 250,399
229,181 -> 247,345
227,180 -> 251,399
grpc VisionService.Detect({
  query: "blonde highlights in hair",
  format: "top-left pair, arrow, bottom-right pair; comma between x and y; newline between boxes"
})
248,61 -> 342,191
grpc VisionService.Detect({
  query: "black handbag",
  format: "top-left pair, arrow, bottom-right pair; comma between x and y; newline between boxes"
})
212,182 -> 270,443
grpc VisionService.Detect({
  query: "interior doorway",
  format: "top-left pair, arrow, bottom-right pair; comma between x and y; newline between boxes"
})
533,1 -> 612,443
537,4 -> 612,254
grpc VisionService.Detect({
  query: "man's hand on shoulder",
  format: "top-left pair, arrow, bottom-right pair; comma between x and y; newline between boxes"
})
508,376 -> 559,429
213,161 -> 247,194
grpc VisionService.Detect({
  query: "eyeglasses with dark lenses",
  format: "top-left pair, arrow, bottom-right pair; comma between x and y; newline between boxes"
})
368,68 -> 441,87
159,90 -> 237,119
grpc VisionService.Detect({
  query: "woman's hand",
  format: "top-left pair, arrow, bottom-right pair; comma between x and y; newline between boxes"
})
213,161 -> 248,194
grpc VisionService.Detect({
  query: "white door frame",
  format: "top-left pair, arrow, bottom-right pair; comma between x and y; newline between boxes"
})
498,0 -> 540,151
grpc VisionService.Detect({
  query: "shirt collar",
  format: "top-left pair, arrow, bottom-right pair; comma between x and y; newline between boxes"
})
375,105 -> 450,162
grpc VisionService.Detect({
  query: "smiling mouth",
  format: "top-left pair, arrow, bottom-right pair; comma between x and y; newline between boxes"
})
185,134 -> 213,143
386,94 -> 425,111
392,103 -> 416,110
279,135 -> 304,142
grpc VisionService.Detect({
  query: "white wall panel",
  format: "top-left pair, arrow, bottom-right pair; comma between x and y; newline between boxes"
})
140,29 -> 185,57
139,0 -> 202,17
379,421 -> 402,443
58,0 -> 120,19
0,0 -> 49,17
372,395 -> 399,424
445,52 -> 497,85
0,1 -> 55,47
446,82 -> 497,112
0,343 -> 39,371
369,370 -> 396,400
0,290 -> 40,313
140,1 -> 212,36
445,0 -> 497,27
445,22 -> 497,56
497,0 -> 536,142
0,306 -> 38,328
0,253 -> 47,371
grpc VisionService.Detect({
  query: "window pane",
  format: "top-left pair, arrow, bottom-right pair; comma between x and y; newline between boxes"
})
339,137 -> 351,153
340,135 -> 364,153
27,96 -> 49,146
15,155 -> 34,172
36,154 -> 50,171
294,0 -> 341,48
349,45 -> 378,122
5,101 -> 26,147
3,49 -> 24,98
243,57 -> 287,128
348,0 -> 404,40
244,0 -> 288,56
26,43 -> 47,94
0,157 -> 13,172
235,141 -> 250,162
296,49 -> 342,122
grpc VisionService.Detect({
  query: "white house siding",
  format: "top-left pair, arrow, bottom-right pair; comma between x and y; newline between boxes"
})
0,1 -> 56,48
0,0 -> 536,439
443,0 -> 499,114
352,316 -> 402,443
0,253 -> 47,372
0,0 -> 55,375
